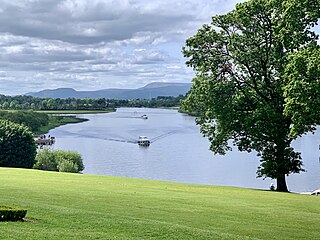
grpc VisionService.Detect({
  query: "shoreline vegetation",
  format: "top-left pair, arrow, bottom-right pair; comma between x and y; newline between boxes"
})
35,115 -> 87,135
0,95 -> 185,136
36,109 -> 115,114
35,109 -> 115,135
0,168 -> 318,239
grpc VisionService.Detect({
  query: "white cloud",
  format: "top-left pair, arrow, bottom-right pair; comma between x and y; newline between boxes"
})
0,0 -> 255,95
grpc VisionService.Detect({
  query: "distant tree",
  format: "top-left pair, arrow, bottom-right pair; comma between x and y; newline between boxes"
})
0,120 -> 36,168
2,102 -> 9,109
182,0 -> 320,191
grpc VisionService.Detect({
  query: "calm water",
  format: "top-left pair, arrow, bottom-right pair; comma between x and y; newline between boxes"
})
49,108 -> 320,192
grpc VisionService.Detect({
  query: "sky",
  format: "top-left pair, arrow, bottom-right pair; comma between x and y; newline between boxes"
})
0,0 -> 246,95
0,0 -> 318,95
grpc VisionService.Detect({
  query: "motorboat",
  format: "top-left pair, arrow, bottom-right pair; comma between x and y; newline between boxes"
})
141,114 -> 148,119
138,136 -> 150,146
311,188 -> 320,196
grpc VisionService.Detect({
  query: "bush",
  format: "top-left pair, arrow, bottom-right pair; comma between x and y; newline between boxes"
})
33,148 -> 57,171
55,150 -> 84,172
0,120 -> 37,168
0,206 -> 27,221
58,160 -> 79,173
33,149 -> 84,173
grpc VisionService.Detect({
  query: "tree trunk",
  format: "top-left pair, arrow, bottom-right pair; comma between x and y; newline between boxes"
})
275,121 -> 290,192
276,175 -> 288,192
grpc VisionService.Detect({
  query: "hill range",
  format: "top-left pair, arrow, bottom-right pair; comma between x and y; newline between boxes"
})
26,82 -> 192,99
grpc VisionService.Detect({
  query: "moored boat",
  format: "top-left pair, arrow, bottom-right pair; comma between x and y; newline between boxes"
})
35,135 -> 55,146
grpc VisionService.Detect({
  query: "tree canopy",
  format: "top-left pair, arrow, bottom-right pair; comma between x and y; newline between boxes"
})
0,111 -> 49,132
182,0 -> 320,191
0,120 -> 37,168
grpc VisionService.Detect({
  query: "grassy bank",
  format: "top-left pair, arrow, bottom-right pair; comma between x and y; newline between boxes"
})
35,115 -> 87,135
0,168 -> 319,240
36,109 -> 115,114
35,109 -> 115,134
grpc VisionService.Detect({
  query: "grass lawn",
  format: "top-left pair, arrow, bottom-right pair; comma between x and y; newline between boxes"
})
0,168 -> 318,240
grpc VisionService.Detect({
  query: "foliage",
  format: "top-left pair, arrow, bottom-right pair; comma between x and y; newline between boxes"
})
35,115 -> 87,135
0,95 -> 108,111
0,168 -> 320,239
0,110 -> 88,136
0,94 -> 185,111
38,110 -> 113,114
33,148 -> 57,171
107,95 -> 185,108
57,160 -> 79,173
34,149 -> 84,173
284,45 -> 320,137
0,110 -> 49,132
55,150 -> 84,172
182,0 -> 320,191
0,120 -> 36,168
0,206 -> 27,221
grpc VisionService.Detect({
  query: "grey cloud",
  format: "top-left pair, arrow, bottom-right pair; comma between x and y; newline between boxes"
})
0,0 -> 246,95
0,0 -> 236,44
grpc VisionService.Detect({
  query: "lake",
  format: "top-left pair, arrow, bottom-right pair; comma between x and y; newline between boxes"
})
49,108 -> 320,192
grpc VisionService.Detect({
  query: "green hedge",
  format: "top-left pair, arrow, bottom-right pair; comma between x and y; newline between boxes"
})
0,206 -> 27,221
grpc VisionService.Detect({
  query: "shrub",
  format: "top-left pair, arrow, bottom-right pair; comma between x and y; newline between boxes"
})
33,148 -> 58,171
33,149 -> 84,173
0,120 -> 37,168
58,160 -> 79,173
55,150 -> 84,172
0,206 -> 27,221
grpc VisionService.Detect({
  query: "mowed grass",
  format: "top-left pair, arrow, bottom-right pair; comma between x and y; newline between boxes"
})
0,168 -> 319,240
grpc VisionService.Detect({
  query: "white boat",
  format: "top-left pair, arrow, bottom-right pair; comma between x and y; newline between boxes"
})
138,136 -> 150,146
141,114 -> 148,119
311,188 -> 320,196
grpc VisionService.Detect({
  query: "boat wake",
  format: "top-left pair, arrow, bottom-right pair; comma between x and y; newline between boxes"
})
54,128 -> 181,145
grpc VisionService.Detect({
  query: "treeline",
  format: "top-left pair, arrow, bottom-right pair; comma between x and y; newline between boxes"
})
107,95 -> 185,108
0,111 -> 49,132
0,94 -> 185,110
0,95 -> 107,110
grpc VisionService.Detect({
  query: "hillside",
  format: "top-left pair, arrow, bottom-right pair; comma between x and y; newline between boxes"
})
0,168 -> 319,240
26,82 -> 192,99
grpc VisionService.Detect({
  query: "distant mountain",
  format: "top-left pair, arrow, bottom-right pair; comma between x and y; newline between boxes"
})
26,82 -> 192,99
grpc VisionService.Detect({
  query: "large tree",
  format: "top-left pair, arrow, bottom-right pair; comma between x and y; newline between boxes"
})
182,0 -> 320,191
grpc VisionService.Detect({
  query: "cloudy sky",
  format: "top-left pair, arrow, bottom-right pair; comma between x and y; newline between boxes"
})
0,0 -> 247,95
0,0 -> 318,95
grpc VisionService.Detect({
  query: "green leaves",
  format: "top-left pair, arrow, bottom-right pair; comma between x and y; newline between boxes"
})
182,0 -> 319,190
33,148 -> 84,173
284,44 -> 320,137
0,120 -> 36,168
